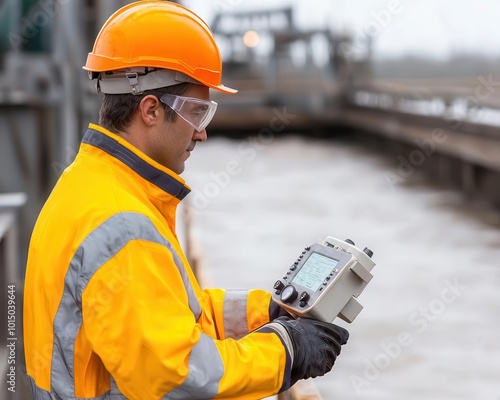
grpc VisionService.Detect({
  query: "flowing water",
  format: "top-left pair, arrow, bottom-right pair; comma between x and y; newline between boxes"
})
183,134 -> 500,400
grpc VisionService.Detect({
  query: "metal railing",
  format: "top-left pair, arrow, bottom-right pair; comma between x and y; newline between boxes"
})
0,193 -> 27,398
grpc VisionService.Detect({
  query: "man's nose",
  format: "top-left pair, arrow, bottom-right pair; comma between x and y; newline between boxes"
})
194,128 -> 207,142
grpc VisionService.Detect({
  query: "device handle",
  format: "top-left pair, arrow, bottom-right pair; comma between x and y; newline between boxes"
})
350,263 -> 373,284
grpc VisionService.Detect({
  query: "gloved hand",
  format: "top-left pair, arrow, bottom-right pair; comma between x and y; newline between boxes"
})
274,316 -> 349,384
269,299 -> 293,320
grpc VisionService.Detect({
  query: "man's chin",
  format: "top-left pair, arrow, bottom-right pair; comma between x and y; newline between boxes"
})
176,162 -> 186,175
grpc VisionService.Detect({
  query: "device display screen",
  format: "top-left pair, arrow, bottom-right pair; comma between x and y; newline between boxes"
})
291,252 -> 339,291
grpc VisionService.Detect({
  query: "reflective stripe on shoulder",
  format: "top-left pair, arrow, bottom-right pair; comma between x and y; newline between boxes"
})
223,290 -> 249,340
164,333 -> 223,399
50,212 -> 201,398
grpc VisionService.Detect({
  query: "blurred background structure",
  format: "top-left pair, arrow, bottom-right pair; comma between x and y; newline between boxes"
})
1,0 -> 499,399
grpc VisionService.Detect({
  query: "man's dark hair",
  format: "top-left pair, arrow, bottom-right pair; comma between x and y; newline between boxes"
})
98,82 -> 191,133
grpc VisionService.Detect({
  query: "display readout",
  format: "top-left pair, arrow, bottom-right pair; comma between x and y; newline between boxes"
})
291,252 -> 339,291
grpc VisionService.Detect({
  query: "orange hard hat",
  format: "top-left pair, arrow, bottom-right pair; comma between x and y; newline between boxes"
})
83,1 -> 236,94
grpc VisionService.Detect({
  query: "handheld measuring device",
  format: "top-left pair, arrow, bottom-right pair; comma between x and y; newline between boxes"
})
272,237 -> 375,323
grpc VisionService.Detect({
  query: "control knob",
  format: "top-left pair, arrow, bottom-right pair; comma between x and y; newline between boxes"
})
273,280 -> 285,291
363,247 -> 374,258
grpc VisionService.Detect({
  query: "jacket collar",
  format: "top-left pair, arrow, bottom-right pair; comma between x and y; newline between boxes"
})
82,124 -> 191,201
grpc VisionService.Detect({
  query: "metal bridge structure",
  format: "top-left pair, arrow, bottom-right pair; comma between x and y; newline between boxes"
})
209,7 -> 500,209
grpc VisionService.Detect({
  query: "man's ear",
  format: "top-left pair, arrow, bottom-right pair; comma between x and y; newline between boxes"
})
138,95 -> 162,127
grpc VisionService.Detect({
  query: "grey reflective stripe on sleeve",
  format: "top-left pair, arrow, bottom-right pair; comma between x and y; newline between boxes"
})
50,212 -> 201,399
255,322 -> 294,393
259,322 -> 294,361
28,375 -> 117,400
164,333 -> 224,400
223,290 -> 249,340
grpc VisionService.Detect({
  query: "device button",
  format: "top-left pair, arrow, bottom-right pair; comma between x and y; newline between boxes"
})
280,285 -> 298,303
299,301 -> 307,308
299,291 -> 310,302
305,246 -> 311,251
325,276 -> 331,281
274,280 -> 285,291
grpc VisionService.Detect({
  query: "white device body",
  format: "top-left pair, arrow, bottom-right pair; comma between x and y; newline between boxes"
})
272,237 -> 375,323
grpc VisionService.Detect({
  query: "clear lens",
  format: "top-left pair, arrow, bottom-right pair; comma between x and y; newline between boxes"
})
160,94 -> 217,132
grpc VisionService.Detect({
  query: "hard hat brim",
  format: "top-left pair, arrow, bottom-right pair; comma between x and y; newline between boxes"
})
213,84 -> 238,94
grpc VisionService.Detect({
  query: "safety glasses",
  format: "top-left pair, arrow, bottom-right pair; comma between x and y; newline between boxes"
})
156,93 -> 218,132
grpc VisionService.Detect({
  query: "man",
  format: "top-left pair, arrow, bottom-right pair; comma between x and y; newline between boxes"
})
23,2 -> 349,399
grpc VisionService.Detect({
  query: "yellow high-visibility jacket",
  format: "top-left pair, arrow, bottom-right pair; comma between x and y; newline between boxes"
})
24,123 -> 293,399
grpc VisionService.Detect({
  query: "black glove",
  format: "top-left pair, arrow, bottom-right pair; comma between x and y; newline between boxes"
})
275,316 -> 349,384
269,299 -> 293,320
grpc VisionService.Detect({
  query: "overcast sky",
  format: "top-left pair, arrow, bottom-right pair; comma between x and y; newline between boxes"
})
184,0 -> 500,60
